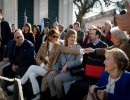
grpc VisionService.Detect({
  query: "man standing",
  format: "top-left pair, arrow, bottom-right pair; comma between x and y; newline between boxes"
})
73,22 -> 84,46
59,24 -> 66,40
0,9 -> 11,61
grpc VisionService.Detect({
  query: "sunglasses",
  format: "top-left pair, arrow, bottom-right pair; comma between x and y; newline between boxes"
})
16,36 -> 22,39
53,35 -> 59,39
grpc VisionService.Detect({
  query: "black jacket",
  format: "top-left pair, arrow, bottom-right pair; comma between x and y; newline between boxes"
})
6,39 -> 35,68
1,20 -> 11,46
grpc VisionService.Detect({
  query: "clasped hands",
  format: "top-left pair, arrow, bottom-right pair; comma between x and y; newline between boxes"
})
84,47 -> 95,54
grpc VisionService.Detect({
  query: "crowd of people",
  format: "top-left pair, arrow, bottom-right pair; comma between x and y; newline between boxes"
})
0,0 -> 130,100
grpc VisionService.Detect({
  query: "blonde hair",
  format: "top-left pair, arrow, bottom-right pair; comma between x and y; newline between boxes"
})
105,48 -> 129,71
64,29 -> 77,46
24,23 -> 33,33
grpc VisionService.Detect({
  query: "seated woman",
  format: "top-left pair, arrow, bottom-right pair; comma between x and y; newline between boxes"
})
7,29 -> 86,100
46,29 -> 83,99
89,48 -> 130,100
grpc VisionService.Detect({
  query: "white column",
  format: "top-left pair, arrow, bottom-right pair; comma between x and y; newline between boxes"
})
68,0 -> 73,24
59,0 -> 63,24
58,0 -> 73,29
34,0 -> 40,25
3,0 -> 18,26
34,0 -> 48,25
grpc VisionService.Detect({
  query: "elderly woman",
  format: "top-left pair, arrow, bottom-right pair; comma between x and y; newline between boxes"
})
87,27 -> 130,71
7,29 -> 86,100
46,29 -> 83,99
89,48 -> 130,100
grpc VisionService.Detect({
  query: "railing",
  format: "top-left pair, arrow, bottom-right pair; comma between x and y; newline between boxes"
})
0,76 -> 24,100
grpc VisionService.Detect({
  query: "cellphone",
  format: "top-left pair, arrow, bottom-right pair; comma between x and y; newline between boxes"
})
94,86 -> 106,100
120,9 -> 127,15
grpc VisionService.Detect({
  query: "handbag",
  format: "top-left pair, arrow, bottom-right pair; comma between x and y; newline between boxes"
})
84,56 -> 105,78
69,65 -> 84,76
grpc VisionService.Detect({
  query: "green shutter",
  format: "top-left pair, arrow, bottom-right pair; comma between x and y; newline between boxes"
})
48,0 -> 59,28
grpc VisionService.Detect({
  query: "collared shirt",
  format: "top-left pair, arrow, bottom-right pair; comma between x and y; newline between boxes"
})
91,39 -> 100,46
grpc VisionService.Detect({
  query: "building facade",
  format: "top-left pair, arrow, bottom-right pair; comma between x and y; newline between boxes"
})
83,9 -> 115,30
0,0 -> 74,29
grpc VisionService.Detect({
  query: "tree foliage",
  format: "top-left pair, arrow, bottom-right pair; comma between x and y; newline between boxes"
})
73,0 -> 123,24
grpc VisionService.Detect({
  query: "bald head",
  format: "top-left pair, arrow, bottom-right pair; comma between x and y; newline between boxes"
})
14,29 -> 24,46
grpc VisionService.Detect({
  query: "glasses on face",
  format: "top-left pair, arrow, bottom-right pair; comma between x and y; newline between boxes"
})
53,35 -> 59,39
16,36 -> 22,39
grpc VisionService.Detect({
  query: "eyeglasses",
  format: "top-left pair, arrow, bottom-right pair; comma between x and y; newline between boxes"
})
16,36 -> 22,39
53,35 -> 59,39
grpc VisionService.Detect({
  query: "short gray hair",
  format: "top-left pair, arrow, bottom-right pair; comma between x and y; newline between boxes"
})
104,21 -> 112,28
111,27 -> 128,41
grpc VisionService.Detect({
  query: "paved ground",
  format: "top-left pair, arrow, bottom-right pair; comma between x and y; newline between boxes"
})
7,95 -> 13,100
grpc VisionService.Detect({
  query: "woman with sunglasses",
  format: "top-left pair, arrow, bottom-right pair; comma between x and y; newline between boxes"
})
46,29 -> 83,99
7,29 -> 85,100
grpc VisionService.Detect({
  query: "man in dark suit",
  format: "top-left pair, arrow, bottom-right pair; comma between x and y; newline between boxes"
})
0,9 -> 11,61
73,22 -> 84,46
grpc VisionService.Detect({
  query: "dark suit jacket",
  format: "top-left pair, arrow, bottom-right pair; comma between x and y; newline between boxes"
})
1,20 -> 11,46
35,33 -> 47,53
60,31 -> 66,40
23,32 -> 35,44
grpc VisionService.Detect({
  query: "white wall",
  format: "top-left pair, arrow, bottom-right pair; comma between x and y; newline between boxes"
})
3,0 -> 17,26
0,0 -> 3,9
59,0 -> 73,29
34,0 -> 48,25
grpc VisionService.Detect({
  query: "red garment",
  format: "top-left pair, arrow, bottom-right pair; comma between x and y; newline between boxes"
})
105,31 -> 111,41
82,34 -> 90,48
33,32 -> 37,37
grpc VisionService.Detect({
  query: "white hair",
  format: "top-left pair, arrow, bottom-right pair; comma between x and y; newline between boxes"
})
111,27 -> 128,41
104,21 -> 112,28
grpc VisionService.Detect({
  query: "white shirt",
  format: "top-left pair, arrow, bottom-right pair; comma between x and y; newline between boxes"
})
105,75 -> 121,93
42,35 -> 47,42
40,42 -> 54,67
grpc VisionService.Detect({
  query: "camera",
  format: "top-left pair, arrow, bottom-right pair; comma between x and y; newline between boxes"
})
120,9 -> 127,15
